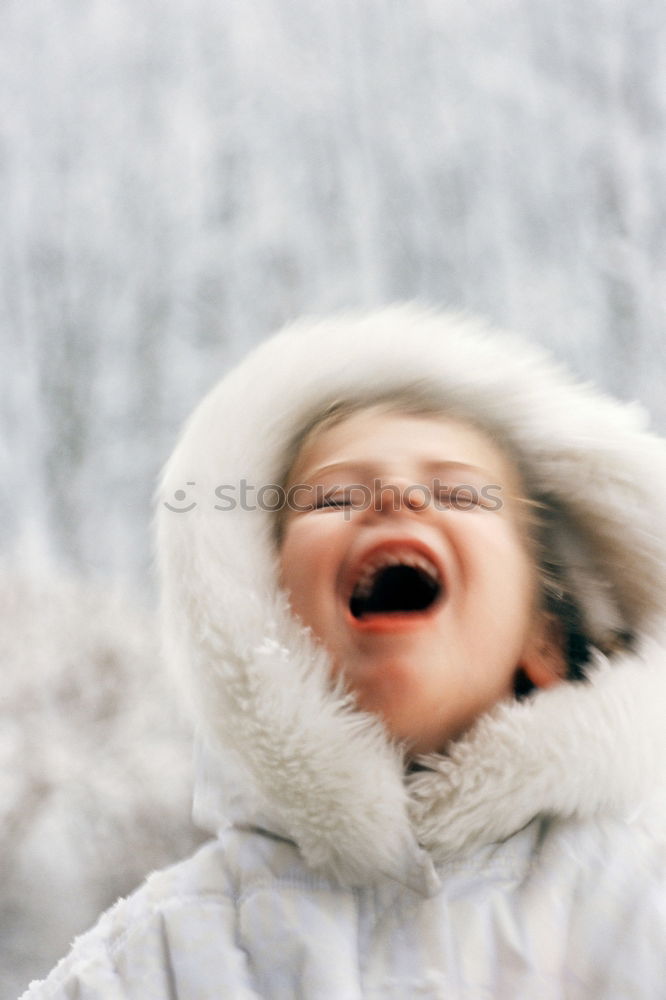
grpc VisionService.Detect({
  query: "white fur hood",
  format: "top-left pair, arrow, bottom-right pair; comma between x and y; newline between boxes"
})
156,306 -> 666,895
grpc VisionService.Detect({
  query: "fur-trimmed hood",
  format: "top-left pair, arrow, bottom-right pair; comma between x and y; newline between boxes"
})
156,306 -> 666,895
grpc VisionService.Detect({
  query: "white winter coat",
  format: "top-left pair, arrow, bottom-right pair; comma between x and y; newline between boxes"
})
22,308 -> 666,999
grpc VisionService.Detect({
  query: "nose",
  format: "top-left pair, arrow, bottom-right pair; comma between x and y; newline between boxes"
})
375,477 -> 429,515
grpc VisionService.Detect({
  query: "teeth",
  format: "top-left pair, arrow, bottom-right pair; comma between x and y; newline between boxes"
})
352,549 -> 440,598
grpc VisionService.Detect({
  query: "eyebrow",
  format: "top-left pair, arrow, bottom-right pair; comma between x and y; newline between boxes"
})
304,459 -> 498,480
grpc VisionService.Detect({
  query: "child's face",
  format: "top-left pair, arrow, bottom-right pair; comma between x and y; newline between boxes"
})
279,409 -> 564,754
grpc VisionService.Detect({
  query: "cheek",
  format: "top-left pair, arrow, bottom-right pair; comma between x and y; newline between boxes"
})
450,515 -> 536,618
278,533 -> 310,617
278,519 -> 342,624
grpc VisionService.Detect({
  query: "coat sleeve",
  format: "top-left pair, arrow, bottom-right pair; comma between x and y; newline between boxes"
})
18,892 -> 263,1000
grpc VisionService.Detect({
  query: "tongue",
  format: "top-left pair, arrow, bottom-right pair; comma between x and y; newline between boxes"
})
350,565 -> 439,619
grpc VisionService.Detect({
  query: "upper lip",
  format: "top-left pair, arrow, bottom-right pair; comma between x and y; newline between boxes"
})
342,536 -> 446,605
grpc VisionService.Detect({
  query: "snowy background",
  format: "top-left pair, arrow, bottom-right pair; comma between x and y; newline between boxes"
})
3,0 -> 666,993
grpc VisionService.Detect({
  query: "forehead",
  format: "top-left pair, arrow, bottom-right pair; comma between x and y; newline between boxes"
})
289,408 -> 524,491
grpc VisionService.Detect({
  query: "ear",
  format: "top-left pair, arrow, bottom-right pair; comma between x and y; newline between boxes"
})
519,612 -> 568,690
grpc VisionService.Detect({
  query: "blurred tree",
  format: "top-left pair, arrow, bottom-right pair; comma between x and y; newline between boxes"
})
2,0 -> 665,576
0,567 -> 203,997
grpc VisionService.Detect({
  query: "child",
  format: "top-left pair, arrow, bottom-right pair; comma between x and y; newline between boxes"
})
22,307 -> 666,997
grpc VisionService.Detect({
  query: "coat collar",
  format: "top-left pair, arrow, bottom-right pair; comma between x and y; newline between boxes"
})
188,623 -> 666,889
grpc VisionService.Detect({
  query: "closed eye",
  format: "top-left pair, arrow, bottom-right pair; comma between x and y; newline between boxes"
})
314,492 -> 353,510
435,486 -> 493,509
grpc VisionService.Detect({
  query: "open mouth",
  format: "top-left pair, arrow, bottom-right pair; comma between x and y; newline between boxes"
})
348,550 -> 442,622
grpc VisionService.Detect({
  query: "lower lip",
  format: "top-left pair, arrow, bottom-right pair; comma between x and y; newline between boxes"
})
345,606 -> 440,633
